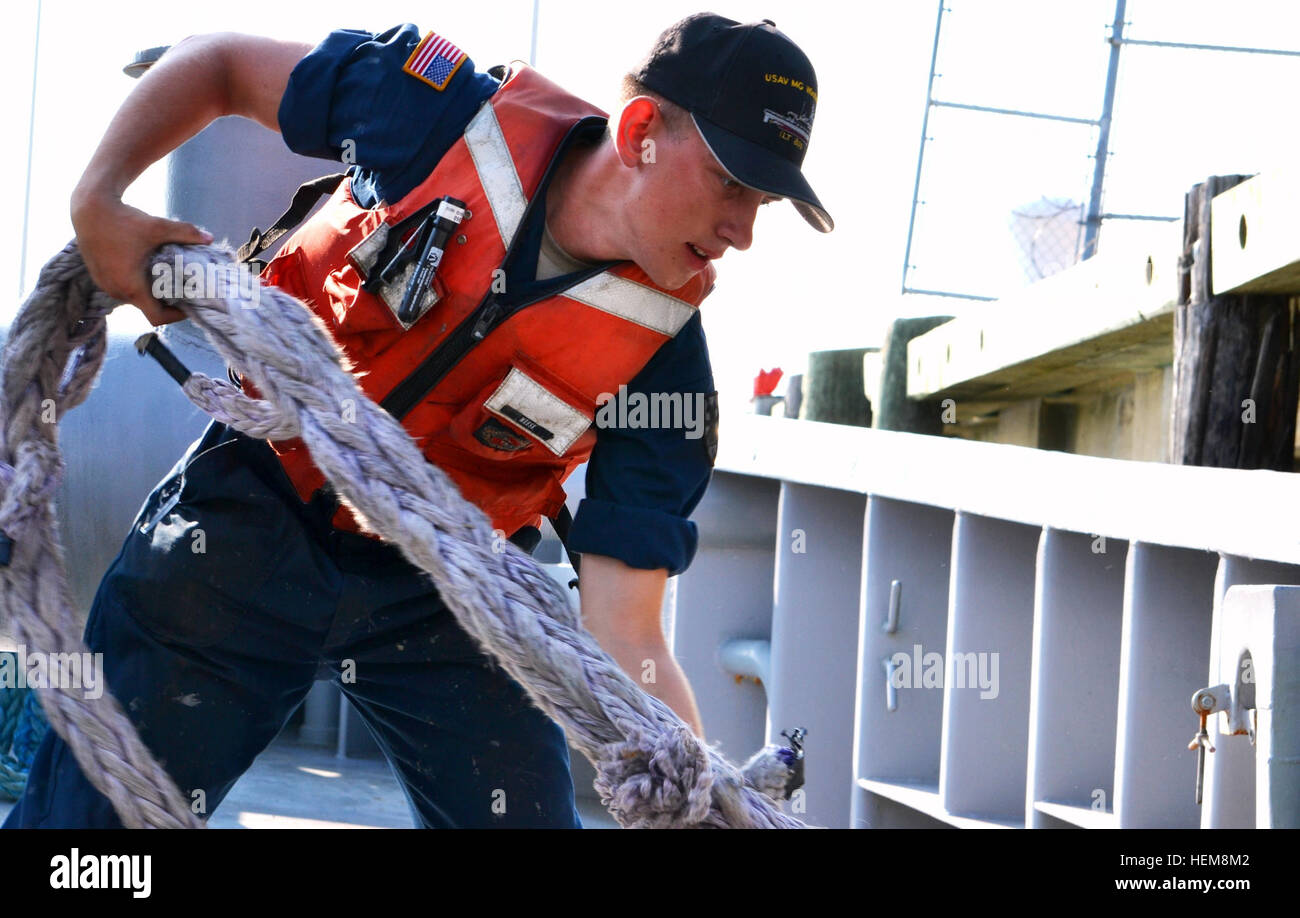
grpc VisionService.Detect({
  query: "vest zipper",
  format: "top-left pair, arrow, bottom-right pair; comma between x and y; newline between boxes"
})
380,115 -> 614,422
470,299 -> 503,341
380,254 -> 612,421
380,293 -> 496,420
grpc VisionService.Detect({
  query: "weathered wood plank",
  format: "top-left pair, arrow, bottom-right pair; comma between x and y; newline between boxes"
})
919,315 -> 1172,406
1172,175 -> 1297,471
907,222 -> 1180,402
1212,171 -> 1300,295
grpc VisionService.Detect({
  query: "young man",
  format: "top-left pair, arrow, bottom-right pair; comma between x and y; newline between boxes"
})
6,13 -> 831,828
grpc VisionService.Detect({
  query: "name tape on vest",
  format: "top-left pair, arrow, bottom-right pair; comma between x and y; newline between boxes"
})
484,367 -> 590,456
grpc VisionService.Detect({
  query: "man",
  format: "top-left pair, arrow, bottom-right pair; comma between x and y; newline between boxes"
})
6,13 -> 831,829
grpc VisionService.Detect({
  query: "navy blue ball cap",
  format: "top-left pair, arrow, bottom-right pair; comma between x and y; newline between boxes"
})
632,13 -> 833,233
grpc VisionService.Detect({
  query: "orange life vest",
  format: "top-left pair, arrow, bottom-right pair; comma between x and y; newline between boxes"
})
245,64 -> 715,538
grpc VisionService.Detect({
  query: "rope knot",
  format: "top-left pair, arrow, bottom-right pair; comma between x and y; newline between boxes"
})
0,439 -> 63,548
741,745 -> 798,801
593,724 -> 715,828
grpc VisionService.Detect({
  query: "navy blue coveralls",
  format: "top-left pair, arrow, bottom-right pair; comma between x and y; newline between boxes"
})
4,23 -> 716,829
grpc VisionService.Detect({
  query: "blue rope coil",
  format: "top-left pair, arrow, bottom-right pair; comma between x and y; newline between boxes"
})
0,652 -> 50,800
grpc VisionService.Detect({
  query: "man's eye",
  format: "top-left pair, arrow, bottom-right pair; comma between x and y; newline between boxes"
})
721,176 -> 739,189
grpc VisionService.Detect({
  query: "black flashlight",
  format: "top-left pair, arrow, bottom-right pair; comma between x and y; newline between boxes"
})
397,196 -> 466,325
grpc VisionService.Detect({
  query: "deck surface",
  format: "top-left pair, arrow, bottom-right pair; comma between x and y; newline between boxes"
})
0,734 -> 618,829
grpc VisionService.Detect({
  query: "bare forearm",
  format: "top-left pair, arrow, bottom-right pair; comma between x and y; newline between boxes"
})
73,32 -> 305,206
70,32 -> 310,322
598,635 -> 704,739
75,35 -> 229,204
579,553 -> 705,738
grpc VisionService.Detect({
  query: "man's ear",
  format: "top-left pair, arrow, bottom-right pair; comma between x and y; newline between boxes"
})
614,97 -> 660,168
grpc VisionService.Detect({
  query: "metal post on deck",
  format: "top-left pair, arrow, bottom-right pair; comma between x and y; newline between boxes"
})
903,0 -> 1124,298
900,1 -> 946,298
1082,0 -> 1126,261
529,0 -> 540,67
18,0 -> 41,300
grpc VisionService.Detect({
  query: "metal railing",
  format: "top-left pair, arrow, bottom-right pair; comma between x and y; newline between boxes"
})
671,414 -> 1300,828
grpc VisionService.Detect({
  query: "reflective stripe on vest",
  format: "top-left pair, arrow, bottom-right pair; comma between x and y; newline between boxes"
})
561,271 -> 696,336
464,103 -> 697,337
464,102 -> 527,251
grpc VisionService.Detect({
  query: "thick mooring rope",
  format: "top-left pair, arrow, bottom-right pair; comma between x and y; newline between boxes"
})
0,241 -> 807,828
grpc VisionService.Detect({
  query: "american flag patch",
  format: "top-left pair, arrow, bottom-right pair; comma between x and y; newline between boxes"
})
403,31 -> 468,91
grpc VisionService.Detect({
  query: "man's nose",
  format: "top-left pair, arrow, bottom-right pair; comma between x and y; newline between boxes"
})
719,197 -> 761,252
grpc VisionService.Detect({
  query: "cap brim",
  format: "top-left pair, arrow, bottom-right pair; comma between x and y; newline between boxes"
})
691,113 -> 834,233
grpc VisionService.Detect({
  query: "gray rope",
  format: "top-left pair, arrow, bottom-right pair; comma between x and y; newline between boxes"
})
0,244 -> 201,828
0,240 -> 808,829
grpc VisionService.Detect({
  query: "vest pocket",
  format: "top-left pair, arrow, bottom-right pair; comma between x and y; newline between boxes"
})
447,360 -> 593,461
340,220 -> 448,332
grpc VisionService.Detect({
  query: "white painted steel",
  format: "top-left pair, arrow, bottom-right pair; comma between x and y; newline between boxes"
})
1202,558 -> 1300,828
717,639 -> 770,684
669,472 -> 780,765
1210,585 -> 1300,828
1025,529 -> 1127,828
768,483 -> 865,828
939,513 -> 1038,823
849,496 -> 953,829
1113,543 -> 1216,827
677,415 -> 1300,828
714,415 -> 1300,565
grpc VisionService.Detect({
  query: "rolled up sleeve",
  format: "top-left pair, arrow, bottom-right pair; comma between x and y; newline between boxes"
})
277,27 -> 381,161
277,23 -> 498,203
567,311 -> 717,577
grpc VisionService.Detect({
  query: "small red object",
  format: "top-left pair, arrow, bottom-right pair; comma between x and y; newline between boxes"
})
753,368 -> 783,398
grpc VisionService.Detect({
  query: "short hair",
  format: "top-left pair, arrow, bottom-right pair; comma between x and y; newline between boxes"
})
617,73 -> 690,135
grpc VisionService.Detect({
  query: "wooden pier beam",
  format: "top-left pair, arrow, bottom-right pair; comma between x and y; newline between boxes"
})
1171,175 -> 1298,470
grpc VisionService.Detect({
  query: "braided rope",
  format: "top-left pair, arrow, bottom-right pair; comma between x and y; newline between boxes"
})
0,241 -> 808,828
0,246 -> 201,827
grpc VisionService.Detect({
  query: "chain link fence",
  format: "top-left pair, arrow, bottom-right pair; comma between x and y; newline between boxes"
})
903,0 -> 1300,306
